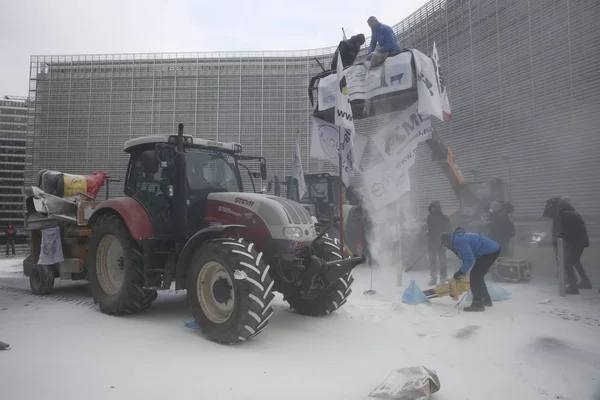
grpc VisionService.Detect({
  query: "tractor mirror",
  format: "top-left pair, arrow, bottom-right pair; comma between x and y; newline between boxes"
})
267,180 -> 273,193
260,159 -> 267,180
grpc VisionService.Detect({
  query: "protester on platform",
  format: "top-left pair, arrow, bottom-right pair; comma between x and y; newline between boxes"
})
426,201 -> 452,286
543,197 -> 591,294
5,224 -> 16,257
441,230 -> 500,312
366,16 -> 401,69
488,200 -> 515,257
331,34 -> 366,70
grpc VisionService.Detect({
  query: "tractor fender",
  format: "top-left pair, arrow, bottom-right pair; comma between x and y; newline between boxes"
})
89,197 -> 154,240
176,225 -> 247,273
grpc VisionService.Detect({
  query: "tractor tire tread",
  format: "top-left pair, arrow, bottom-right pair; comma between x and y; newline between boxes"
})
88,213 -> 156,315
187,238 -> 275,344
283,236 -> 354,316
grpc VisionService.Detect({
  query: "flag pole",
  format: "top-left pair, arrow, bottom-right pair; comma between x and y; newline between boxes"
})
338,126 -> 345,257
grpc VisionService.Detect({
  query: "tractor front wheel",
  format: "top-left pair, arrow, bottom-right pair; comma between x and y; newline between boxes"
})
87,214 -> 157,315
187,238 -> 275,344
283,233 -> 355,316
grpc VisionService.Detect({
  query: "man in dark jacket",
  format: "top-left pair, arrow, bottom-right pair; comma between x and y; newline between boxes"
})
544,197 -> 591,294
5,224 -> 16,256
331,34 -> 366,70
442,231 -> 501,312
366,16 -> 401,69
426,201 -> 452,285
488,200 -> 515,257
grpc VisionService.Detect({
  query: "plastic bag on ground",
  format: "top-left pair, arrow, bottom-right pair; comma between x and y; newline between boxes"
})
465,281 -> 511,302
402,280 -> 430,305
367,366 -> 441,400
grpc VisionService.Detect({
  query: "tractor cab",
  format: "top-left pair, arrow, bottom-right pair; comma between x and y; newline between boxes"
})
275,173 -> 341,224
122,129 -> 266,240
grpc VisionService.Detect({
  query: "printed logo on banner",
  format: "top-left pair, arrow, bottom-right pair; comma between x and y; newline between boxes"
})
371,102 -> 433,164
417,72 -> 434,96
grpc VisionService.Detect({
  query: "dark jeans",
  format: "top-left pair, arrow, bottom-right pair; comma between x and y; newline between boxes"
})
5,239 -> 15,255
565,244 -> 587,286
470,249 -> 501,302
497,239 -> 510,257
428,246 -> 447,279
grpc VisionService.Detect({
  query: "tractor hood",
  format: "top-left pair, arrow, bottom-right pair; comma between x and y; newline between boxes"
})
207,192 -> 317,241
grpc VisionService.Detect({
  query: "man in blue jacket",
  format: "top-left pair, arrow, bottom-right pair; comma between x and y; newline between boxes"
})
367,16 -> 401,68
441,231 -> 501,312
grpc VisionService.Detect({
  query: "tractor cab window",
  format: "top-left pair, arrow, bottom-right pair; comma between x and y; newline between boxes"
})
130,149 -> 166,198
184,151 -> 241,193
308,180 -> 329,203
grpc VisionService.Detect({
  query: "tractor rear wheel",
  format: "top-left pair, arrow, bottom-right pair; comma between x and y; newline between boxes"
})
186,238 -> 275,344
284,233 -> 355,316
87,214 -> 157,315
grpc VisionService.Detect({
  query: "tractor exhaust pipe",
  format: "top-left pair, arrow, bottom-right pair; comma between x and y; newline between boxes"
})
173,123 -> 187,242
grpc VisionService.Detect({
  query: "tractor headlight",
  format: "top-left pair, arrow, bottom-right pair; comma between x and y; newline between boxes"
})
283,227 -> 303,239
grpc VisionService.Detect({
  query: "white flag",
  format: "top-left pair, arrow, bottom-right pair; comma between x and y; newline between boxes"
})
292,140 -> 307,200
335,52 -> 356,134
309,116 -> 355,186
411,48 -> 444,122
432,42 -> 452,118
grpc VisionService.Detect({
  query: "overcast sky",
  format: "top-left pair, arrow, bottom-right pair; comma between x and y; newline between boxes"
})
0,0 -> 429,97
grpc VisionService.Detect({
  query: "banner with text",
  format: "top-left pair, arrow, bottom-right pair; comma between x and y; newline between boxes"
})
317,52 -> 414,111
361,101 -> 433,210
431,42 -> 452,118
411,48 -> 444,122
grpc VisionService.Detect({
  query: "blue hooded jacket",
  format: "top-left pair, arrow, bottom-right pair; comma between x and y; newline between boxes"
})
368,23 -> 401,54
449,232 -> 500,274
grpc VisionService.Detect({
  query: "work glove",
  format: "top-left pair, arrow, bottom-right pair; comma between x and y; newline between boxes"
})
453,270 -> 465,280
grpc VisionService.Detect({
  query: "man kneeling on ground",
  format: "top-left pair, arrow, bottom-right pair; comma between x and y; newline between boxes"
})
441,231 -> 501,312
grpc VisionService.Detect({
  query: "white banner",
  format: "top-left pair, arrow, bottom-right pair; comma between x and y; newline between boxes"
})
360,101 -> 434,210
411,48 -> 444,122
309,116 -> 356,186
370,101 -> 434,165
292,140 -> 307,200
432,42 -> 452,118
38,226 -> 65,265
317,52 -> 414,111
363,167 -> 412,211
335,52 -> 356,134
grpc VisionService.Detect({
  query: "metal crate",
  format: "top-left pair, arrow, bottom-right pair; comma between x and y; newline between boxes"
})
492,257 -> 532,283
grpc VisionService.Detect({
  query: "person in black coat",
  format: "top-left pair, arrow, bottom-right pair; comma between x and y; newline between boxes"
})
426,201 -> 452,285
331,34 -> 366,70
5,224 -> 16,256
543,197 -> 591,294
488,200 -> 515,257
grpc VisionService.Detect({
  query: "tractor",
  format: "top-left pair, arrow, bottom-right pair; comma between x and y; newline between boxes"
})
28,124 -> 363,344
272,172 -> 341,226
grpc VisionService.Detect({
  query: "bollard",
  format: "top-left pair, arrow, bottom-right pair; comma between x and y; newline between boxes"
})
556,237 -> 566,297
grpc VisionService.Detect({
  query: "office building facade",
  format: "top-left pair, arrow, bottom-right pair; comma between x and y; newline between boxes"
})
27,0 -> 600,235
1,97 -> 28,231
